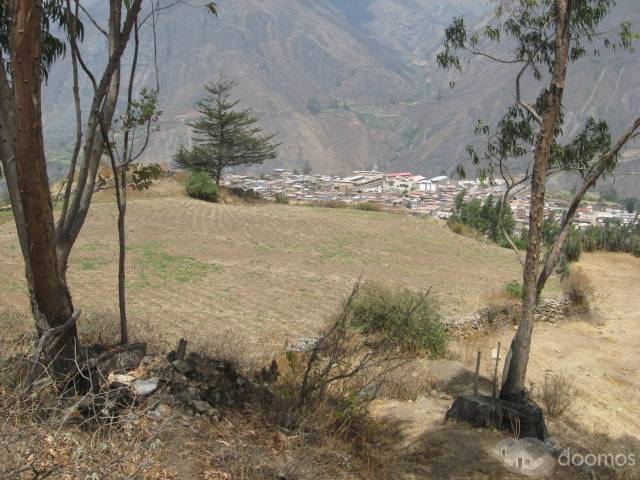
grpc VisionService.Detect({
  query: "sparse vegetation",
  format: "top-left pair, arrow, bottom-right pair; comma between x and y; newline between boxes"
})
448,191 -> 521,249
562,267 -> 595,311
354,201 -> 382,212
531,371 -> 577,418
579,221 -> 640,257
503,280 -> 523,300
347,282 -> 446,357
275,191 -> 289,204
185,171 -> 219,202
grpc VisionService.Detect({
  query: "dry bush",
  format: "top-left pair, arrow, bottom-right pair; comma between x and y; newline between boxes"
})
261,282 -> 419,457
194,329 -> 278,375
0,336 -> 170,479
449,221 -> 481,239
79,310 -> 121,346
562,267 -> 595,311
375,363 -> 437,401
530,371 -> 577,418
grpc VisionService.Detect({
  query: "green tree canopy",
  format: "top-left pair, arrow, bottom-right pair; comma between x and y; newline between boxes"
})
175,76 -> 279,184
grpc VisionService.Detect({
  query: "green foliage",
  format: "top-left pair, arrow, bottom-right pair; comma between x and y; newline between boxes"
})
578,221 -> 640,255
448,191 -> 521,248
347,282 -> 446,357
122,88 -> 160,132
174,76 -> 279,183
128,243 -> 221,289
562,228 -> 583,262
622,197 -> 639,213
129,163 -> 163,191
354,202 -> 381,212
0,0 -> 84,79
185,171 -> 219,202
275,192 -> 289,204
438,0 -> 635,184
503,280 -> 523,300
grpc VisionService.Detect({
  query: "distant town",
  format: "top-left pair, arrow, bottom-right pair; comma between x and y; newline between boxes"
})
225,169 -> 638,228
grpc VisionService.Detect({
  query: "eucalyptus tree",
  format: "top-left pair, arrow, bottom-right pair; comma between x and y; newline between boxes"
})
438,0 -> 639,402
1,0 -> 215,375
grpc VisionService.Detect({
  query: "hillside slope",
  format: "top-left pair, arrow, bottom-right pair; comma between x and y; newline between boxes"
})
41,0 -> 640,189
0,179 -> 521,352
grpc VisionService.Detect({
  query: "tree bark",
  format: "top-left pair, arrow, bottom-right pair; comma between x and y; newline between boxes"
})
10,0 -> 77,373
500,0 -> 573,403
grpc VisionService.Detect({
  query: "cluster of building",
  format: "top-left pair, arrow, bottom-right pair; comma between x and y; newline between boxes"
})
224,169 -> 637,228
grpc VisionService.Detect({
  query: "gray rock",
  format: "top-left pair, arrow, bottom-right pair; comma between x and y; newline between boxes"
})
132,377 -> 160,396
153,403 -> 172,417
172,360 -> 191,374
191,399 -> 220,419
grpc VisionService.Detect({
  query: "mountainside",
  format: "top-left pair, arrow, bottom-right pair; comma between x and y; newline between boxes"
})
42,0 -> 640,192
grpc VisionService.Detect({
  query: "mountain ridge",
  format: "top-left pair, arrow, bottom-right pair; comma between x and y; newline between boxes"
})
41,0 -> 640,194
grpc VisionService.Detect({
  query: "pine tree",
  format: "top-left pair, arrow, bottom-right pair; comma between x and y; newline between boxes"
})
175,77 -> 279,184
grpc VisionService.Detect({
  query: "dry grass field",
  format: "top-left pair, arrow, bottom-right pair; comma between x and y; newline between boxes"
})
0,179 -> 526,354
2,181 -> 639,479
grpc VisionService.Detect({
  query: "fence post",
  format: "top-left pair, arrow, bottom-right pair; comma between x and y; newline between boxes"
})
474,351 -> 481,396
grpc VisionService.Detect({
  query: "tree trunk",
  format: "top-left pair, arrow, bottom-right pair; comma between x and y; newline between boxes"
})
55,0 -> 141,275
116,170 -> 128,344
10,0 -> 78,374
500,0 -> 573,403
0,62 -> 32,278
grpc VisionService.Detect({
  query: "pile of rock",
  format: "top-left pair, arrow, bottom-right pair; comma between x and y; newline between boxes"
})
159,351 -> 264,417
444,296 -> 571,334
534,297 -> 571,323
64,340 -> 275,425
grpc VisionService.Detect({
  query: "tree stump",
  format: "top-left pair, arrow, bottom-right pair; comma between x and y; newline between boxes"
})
445,395 -> 548,440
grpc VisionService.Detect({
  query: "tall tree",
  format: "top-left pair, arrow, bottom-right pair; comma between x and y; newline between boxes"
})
0,0 -> 215,374
438,0 -> 640,402
175,77 -> 279,184
9,0 -> 77,374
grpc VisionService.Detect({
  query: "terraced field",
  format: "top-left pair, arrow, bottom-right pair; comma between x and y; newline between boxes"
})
0,180 -> 523,354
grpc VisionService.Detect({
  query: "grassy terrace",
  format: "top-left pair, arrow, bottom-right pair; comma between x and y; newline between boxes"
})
0,183 -> 529,354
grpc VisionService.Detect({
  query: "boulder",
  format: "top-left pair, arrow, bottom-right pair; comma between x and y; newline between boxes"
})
132,377 -> 160,396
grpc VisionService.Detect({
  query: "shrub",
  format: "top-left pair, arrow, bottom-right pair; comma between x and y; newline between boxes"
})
449,222 -> 465,235
561,267 -> 595,310
185,171 -> 218,202
275,192 -> 289,204
313,200 -> 348,209
347,282 -> 446,357
562,229 -> 582,262
449,221 -> 480,239
503,280 -> 523,299
531,371 -> 576,417
354,202 -> 381,212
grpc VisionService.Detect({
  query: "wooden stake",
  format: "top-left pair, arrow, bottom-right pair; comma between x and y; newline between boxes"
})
176,338 -> 187,361
474,351 -> 481,396
492,342 -> 501,398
